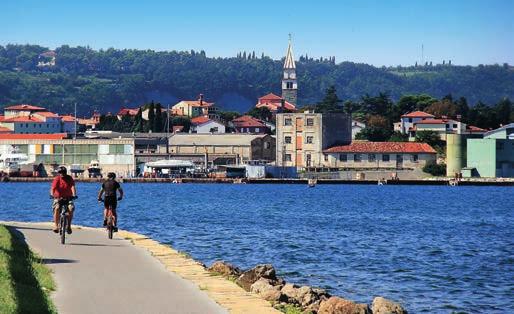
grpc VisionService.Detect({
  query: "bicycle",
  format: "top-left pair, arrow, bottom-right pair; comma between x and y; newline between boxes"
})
99,197 -> 120,239
52,197 -> 75,245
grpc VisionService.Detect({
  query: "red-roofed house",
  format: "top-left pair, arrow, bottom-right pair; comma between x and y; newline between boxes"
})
255,93 -> 296,112
322,141 -> 437,170
172,94 -> 218,117
394,111 -> 435,134
190,116 -> 225,134
117,108 -> 139,120
232,115 -> 268,134
1,105 -> 63,134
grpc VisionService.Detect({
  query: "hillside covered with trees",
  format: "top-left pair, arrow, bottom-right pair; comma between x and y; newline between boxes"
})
0,44 -> 513,115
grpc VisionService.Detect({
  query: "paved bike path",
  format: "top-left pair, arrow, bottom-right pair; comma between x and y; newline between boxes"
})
6,222 -> 226,314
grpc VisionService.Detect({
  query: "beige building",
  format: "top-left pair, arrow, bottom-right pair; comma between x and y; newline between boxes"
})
171,95 -> 217,118
0,134 -> 136,176
322,142 -> 436,170
164,134 -> 275,165
276,112 -> 351,168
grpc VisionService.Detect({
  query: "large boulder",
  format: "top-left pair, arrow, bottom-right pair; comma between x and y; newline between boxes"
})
207,261 -> 241,278
371,297 -> 407,314
318,296 -> 370,314
281,284 -> 330,307
250,278 -> 286,302
236,264 -> 277,291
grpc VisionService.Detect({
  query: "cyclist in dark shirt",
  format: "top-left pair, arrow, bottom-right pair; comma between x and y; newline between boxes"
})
97,172 -> 123,231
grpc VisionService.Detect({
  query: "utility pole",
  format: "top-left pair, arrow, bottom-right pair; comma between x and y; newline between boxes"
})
166,103 -> 170,157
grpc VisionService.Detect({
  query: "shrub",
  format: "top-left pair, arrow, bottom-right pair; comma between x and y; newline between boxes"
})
423,163 -> 446,176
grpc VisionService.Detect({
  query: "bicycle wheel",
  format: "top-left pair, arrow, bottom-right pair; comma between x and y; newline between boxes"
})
60,214 -> 66,245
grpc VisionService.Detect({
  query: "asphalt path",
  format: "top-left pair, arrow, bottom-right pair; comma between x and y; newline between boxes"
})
6,222 -> 226,314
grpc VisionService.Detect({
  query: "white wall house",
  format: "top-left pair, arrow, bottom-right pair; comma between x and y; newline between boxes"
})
352,120 -> 366,139
190,116 -> 226,134
394,111 -> 435,134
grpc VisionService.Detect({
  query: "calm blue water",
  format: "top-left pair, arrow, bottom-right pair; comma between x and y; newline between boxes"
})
0,183 -> 513,313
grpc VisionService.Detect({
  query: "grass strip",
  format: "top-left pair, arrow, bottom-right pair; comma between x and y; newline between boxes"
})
0,225 -> 57,314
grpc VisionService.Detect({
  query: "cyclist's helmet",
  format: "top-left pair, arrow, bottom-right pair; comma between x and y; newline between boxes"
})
107,172 -> 116,179
57,166 -> 67,175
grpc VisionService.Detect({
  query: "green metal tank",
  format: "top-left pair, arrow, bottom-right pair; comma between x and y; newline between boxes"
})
446,134 -> 466,177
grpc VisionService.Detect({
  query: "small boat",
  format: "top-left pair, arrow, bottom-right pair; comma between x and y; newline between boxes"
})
87,160 -> 102,178
0,146 -> 35,177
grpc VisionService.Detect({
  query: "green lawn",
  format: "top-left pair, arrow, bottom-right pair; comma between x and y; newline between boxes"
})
0,225 -> 57,314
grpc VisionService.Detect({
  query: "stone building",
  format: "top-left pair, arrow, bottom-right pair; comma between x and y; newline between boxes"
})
282,38 -> 297,107
322,142 -> 437,170
276,112 -> 352,168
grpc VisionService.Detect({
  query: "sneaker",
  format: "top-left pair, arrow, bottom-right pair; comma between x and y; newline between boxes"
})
66,227 -> 72,234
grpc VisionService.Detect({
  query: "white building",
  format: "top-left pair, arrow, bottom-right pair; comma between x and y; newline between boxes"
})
0,104 -> 77,135
394,111 -> 435,134
352,120 -> 366,139
190,116 -> 225,134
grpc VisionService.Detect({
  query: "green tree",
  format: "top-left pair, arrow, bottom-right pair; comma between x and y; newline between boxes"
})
132,108 -> 143,132
415,130 -> 442,147
389,131 -> 409,142
247,107 -> 272,121
315,85 -> 343,113
154,103 -> 163,132
355,127 -> 392,142
145,102 -> 155,132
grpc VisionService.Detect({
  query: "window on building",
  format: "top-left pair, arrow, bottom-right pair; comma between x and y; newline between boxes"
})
284,154 -> 292,161
255,128 -> 260,133
354,154 -> 362,162
412,154 -> 419,162
286,82 -> 293,89
453,124 -> 457,128
369,154 -> 376,162
408,118 -> 412,123
264,142 -> 271,149
25,123 -> 28,128
306,136 -> 313,144
382,154 -> 390,162
210,127 -> 218,133
284,118 -> 292,126
20,124 -> 23,128
324,154 -> 328,162
339,154 -> 347,162
285,136 -> 292,144
446,124 -> 450,129
306,118 -> 314,126
109,144 -> 125,154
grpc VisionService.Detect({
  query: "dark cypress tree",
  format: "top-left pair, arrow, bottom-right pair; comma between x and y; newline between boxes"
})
154,103 -> 163,132
132,108 -> 143,132
145,102 -> 155,132
242,51 -> 246,59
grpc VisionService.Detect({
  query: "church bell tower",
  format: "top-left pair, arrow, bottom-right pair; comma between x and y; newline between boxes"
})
282,35 -> 297,106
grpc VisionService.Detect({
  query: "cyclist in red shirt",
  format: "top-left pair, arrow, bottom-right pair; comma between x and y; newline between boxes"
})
50,166 -> 77,234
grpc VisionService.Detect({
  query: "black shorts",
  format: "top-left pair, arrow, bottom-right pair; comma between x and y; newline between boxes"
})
104,196 -> 117,210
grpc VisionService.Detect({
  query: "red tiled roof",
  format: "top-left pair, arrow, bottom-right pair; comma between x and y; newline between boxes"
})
232,115 -> 266,128
466,125 -> 486,133
191,116 -> 211,125
0,133 -> 67,140
1,116 -> 44,123
401,111 -> 435,118
182,100 -> 214,107
256,102 -> 296,111
5,104 -> 46,111
258,93 -> 283,101
117,108 -> 139,116
0,115 -> 4,122
415,118 -> 455,125
324,142 -> 436,154
35,111 -> 59,118
60,115 -> 77,122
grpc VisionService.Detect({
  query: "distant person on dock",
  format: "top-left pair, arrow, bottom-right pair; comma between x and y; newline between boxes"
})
50,166 -> 77,234
98,172 -> 123,231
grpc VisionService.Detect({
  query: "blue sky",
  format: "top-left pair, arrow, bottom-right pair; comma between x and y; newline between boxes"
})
2,0 -> 513,66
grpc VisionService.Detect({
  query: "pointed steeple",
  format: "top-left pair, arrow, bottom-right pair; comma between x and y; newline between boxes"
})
284,34 -> 296,69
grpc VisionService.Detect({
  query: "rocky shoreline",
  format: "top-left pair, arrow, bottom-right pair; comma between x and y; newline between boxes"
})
207,261 -> 407,314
